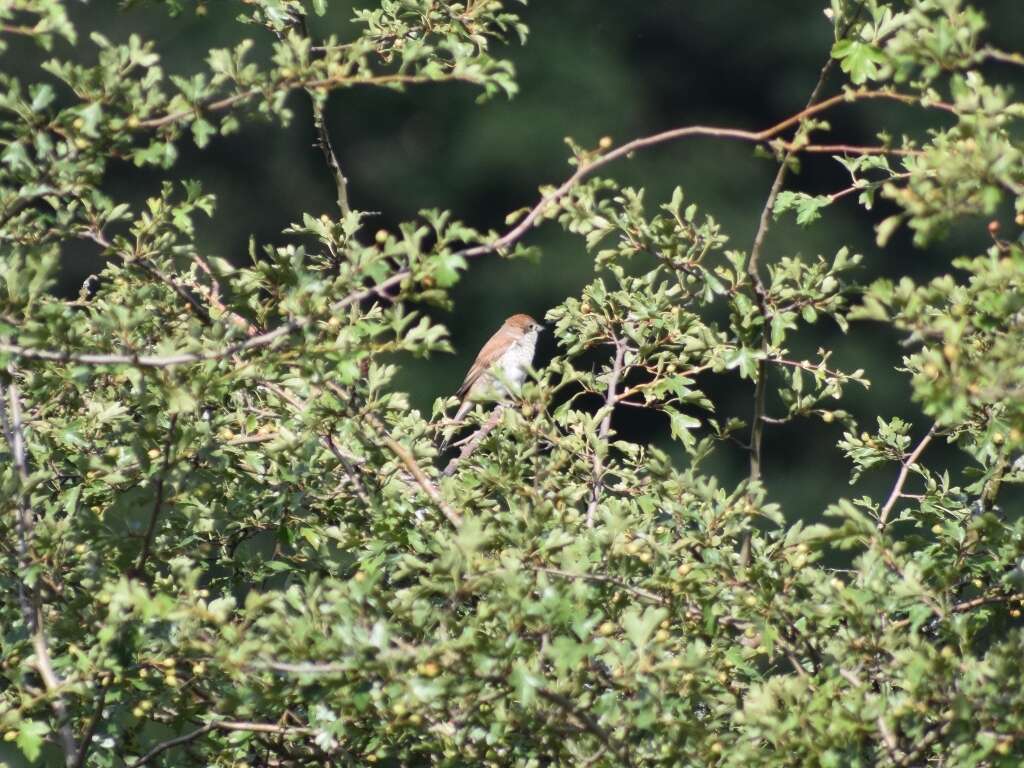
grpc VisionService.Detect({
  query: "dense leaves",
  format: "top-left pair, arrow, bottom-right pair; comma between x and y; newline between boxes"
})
1,1 -> 1024,766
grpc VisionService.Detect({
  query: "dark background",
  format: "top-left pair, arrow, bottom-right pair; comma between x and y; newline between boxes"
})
29,0 -> 1024,519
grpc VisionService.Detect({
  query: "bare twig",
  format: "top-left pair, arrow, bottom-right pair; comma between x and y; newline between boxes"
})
887,591 -> 1024,631
0,369 -> 77,766
134,414 -> 179,578
311,95 -> 350,216
585,338 -> 627,527
321,381 -> 460,528
136,72 -> 477,131
877,423 -> 937,531
2,90 -> 954,373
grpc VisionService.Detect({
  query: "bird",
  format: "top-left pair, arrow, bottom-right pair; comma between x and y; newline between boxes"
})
440,313 -> 544,450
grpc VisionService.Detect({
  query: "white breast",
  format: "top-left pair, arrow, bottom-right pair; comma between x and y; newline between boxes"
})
495,329 -> 538,394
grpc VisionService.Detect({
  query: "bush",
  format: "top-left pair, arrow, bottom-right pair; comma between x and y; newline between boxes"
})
1,1 -> 1023,766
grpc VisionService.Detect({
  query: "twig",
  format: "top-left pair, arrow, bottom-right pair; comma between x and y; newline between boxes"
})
876,714 -> 903,764
894,720 -> 952,768
1,91 -> 954,373
537,687 -> 633,768
531,566 -> 668,606
134,414 -> 179,578
877,423 -> 937,531
456,88 -> 954,261
887,591 -> 1024,631
127,720 -> 317,768
298,15 -> 351,218
383,432 -> 462,528
321,381 -> 460,527
585,338 -> 626,527
737,7 -> 862,563
136,72 -> 474,130
0,369 -> 77,766
0,270 -> 407,369
442,406 -> 504,476
72,684 -> 109,768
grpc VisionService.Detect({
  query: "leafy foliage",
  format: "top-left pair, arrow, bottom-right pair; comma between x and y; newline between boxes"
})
1,1 -> 1024,766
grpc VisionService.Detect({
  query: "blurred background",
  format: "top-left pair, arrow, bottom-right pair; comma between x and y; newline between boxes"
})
23,0 -> 1024,518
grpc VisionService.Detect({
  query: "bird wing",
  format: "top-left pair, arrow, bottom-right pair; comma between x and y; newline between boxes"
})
455,327 -> 509,399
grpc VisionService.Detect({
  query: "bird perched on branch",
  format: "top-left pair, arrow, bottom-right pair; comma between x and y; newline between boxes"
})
440,313 -> 543,450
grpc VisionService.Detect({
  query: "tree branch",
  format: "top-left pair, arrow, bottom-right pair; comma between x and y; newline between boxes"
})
877,423 -> 937,531
442,406 -> 504,476
537,687 -> 633,768
586,338 -> 626,528
0,368 -> 77,766
133,414 -> 179,579
457,88 -> 954,261
531,566 -> 668,606
127,720 -> 318,768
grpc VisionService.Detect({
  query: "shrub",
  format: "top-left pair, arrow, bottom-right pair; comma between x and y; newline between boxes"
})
1,1 -> 1023,766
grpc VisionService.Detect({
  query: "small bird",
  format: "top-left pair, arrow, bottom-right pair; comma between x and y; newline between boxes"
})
441,313 -> 543,449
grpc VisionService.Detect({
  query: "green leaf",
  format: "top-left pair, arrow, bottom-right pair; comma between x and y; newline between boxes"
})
17,720 -> 49,761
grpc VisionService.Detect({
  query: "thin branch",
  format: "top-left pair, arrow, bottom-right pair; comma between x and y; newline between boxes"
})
737,7 -> 865,563
127,719 -> 319,767
456,88 -> 954,261
321,380 -> 460,528
442,406 -> 504,476
792,143 -> 920,156
886,590 -> 1024,632
136,72 -> 478,131
537,687 -> 633,768
383,432 -> 462,528
127,723 -> 216,767
877,423 -> 937,531
585,338 -> 626,527
71,684 -> 109,768
0,369 -> 77,766
133,414 -> 179,578
311,96 -> 350,217
894,720 -> 952,768
531,566 -> 668,606
0,270 -> 407,369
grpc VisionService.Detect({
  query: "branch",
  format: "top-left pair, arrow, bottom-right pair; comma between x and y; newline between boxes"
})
383,431 -> 462,529
736,7 -> 867,562
133,414 -> 178,578
442,406 -> 504,476
457,88 -> 954,261
531,566 -> 668,606
877,423 -> 937,531
0,369 -> 77,766
127,720 -> 317,768
886,590 -> 1024,632
537,687 -> 633,768
71,684 -> 109,768
585,338 -> 626,527
136,73 -> 479,131
319,380 -> 461,528
0,270 -> 408,369
0,91 -> 953,373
